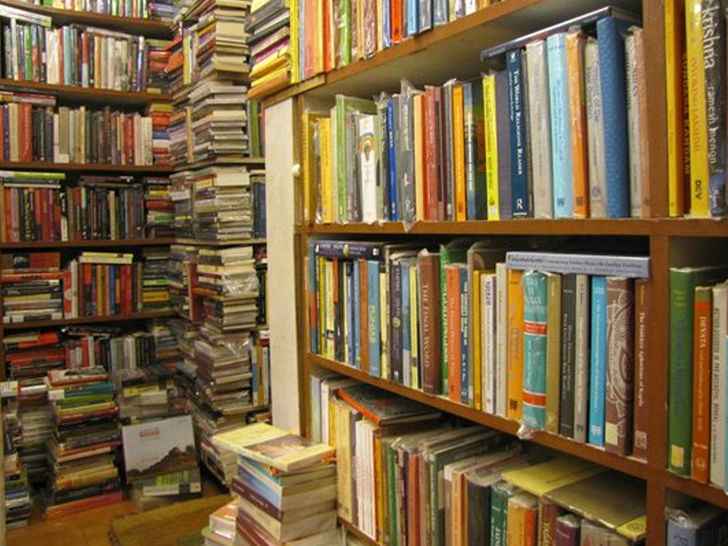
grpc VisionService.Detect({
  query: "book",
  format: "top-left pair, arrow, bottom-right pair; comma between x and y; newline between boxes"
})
336,383 -> 440,426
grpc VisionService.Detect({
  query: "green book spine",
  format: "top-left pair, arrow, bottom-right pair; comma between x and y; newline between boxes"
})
439,247 -> 467,394
340,0 -> 351,66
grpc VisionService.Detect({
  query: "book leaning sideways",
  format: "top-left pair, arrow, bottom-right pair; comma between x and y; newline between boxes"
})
212,423 -> 334,472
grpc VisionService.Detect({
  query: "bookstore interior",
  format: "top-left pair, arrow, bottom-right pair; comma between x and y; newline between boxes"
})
3,0 -> 728,544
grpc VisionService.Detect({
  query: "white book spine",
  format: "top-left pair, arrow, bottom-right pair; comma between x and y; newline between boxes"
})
625,32 -> 642,218
711,284 -> 727,486
358,114 -> 378,223
482,273 -> 496,413
585,37 -> 607,218
321,383 -> 330,445
495,262 -> 508,417
573,273 -> 590,442
525,39 -> 553,219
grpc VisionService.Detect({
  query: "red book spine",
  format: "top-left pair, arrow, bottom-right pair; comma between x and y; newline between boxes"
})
323,0 -> 332,72
391,0 -> 402,43
82,262 -> 92,317
691,285 -> 712,482
19,104 -> 31,162
4,188 -> 12,242
121,264 -> 131,315
446,265 -> 461,402
125,115 -> 133,165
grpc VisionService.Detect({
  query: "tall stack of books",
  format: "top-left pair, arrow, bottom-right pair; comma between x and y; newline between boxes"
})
122,415 -> 201,511
247,0 -> 291,100
149,103 -> 174,166
148,0 -> 179,22
192,167 -> 254,241
169,244 -> 198,318
141,248 -> 173,311
170,171 -> 196,238
45,367 -> 123,518
1,252 -> 64,324
150,321 -> 185,373
3,394 -> 32,528
144,177 -> 175,237
212,422 -> 341,545
147,40 -> 173,94
251,170 -> 266,239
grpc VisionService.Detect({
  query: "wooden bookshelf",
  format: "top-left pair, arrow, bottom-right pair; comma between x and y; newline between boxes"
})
0,238 -> 176,249
663,473 -> 728,512
0,310 -> 175,331
307,353 -> 650,480
0,0 -> 173,37
0,161 -> 173,173
0,78 -> 171,105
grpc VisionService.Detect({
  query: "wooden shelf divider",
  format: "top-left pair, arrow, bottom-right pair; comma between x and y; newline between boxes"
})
0,78 -> 171,105
0,238 -> 176,249
0,161 -> 173,173
1,310 -> 175,331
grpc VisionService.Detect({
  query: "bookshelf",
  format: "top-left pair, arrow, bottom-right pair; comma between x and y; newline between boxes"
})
258,0 -> 728,543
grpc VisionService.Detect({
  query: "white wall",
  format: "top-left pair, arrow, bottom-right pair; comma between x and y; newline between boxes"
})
264,98 -> 301,433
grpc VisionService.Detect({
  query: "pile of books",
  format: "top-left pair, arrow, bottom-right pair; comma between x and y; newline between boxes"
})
143,176 -> 175,237
170,172 -> 195,238
45,367 -> 123,518
251,170 -> 266,239
147,40 -> 173,94
202,500 -> 239,546
308,240 -> 651,458
122,415 -> 201,511
149,102 -> 174,166
141,248 -> 173,311
247,0 -> 291,100
147,0 -> 178,22
313,378 -> 646,545
304,9 -> 647,223
0,7 -> 151,92
168,244 -> 198,318
150,321 -> 185,373
1,252 -> 64,324
0,92 -> 155,165
212,422 -> 341,545
169,86 -> 193,166
666,503 -> 728,544
3,400 -> 32,528
192,167 -> 254,241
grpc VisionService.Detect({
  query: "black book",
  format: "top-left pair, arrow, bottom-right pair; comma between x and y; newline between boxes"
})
389,260 -> 403,383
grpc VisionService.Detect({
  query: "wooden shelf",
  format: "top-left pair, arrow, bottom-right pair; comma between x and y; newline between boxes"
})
307,353 -> 649,480
0,161 -> 172,173
0,78 -> 171,105
1,310 -> 175,330
1,238 -> 176,249
174,238 -> 267,246
0,0 -> 173,37
340,520 -> 379,546
663,473 -> 728,510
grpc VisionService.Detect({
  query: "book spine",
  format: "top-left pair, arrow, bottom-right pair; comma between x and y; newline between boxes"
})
359,114 -> 378,223
353,260 -> 362,368
633,278 -> 649,460
418,254 -> 441,394
460,266 -> 469,404
573,274 -> 590,443
401,262 -> 411,386
588,276 -> 608,446
495,69 -> 512,220
545,272 -> 562,434
390,261 -> 403,383
584,37 -> 607,218
559,273 -> 576,438
507,49 -> 529,218
566,30 -> 588,219
522,271 -> 547,430
483,73 -> 499,220
380,264 -> 388,379
452,83 -> 466,222
400,92 -> 415,223
443,82 -> 454,220
472,269 -> 482,410
625,30 -> 643,218
597,16 -> 631,218
604,276 -> 634,456
387,97 -> 398,221
710,284 -> 727,486
547,33 -> 573,218
665,0 -> 686,216
691,285 -> 712,482
496,262 -> 508,417
446,264 -> 462,401
525,40 -> 552,219
506,269 -> 524,421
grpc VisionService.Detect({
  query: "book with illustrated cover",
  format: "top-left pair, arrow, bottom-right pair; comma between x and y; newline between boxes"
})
336,383 -> 441,426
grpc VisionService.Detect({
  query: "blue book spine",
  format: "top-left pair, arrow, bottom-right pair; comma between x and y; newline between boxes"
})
367,260 -> 381,377
387,98 -> 399,220
546,33 -> 573,218
597,17 -> 630,218
402,262 -> 411,387
353,261 -> 361,369
406,0 -> 418,37
382,0 -> 391,49
432,0 -> 447,26
346,262 -> 355,365
507,49 -> 529,218
588,275 -> 607,446
460,267 -> 469,405
522,271 -> 547,430
418,0 -> 431,32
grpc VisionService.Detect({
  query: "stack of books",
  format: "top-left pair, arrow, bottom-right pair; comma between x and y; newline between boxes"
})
147,0 -> 179,22
666,503 -> 728,544
45,367 -> 123,518
308,240 -> 651,458
0,8 -> 151,92
3,330 -> 65,381
149,103 -> 174,166
170,171 -> 195,238
150,321 -> 185,373
122,415 -> 201,511
251,170 -> 266,239
247,0 -> 291,100
211,423 -> 340,545
3,398 -> 32,528
169,86 -> 193,166
141,248 -> 173,311
143,176 -> 175,237
1,252 -> 64,324
168,244 -> 198,318
0,171 -> 66,243
192,167 -> 253,241
147,40 -> 173,95
202,500 -> 239,546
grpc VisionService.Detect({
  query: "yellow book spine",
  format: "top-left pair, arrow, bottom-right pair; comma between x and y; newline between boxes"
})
665,0 -> 685,217
483,74 -> 499,220
507,269 -> 524,421
472,269 -> 482,411
413,94 -> 426,221
685,0 -> 710,217
290,0 -> 300,83
566,30 -> 588,219
302,111 -> 313,223
507,499 -> 525,546
452,83 -> 467,221
410,265 -> 419,389
320,117 -> 333,222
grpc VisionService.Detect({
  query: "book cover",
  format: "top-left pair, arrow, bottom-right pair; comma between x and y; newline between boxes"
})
452,82 -> 466,222
418,249 -> 442,394
495,69 -> 512,220
664,0 -> 686,216
691,285 -> 712,482
358,113 -> 378,223
464,78 -> 486,220
522,271 -> 547,430
573,274 -> 590,443
507,49 -> 529,218
482,272 -> 497,413
711,282 -> 728,487
483,72 -> 500,220
446,263 -> 463,401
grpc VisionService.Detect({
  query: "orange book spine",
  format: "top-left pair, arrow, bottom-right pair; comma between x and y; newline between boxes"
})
507,269 -> 524,421
452,83 -> 466,221
523,504 -> 538,545
566,30 -> 588,218
390,0 -> 402,44
691,286 -> 712,483
323,0 -> 332,72
447,265 -> 462,402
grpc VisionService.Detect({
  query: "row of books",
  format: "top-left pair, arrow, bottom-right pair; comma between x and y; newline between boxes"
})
309,377 -> 647,545
1,13 -> 155,92
1,250 -> 170,323
668,265 -> 728,490
665,0 -> 728,218
307,239 -> 650,457
290,0 -> 503,81
0,172 -> 175,243
14,0 -> 178,21
0,96 -> 158,165
247,0 -> 291,100
212,422 -> 340,545
304,15 -> 647,223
